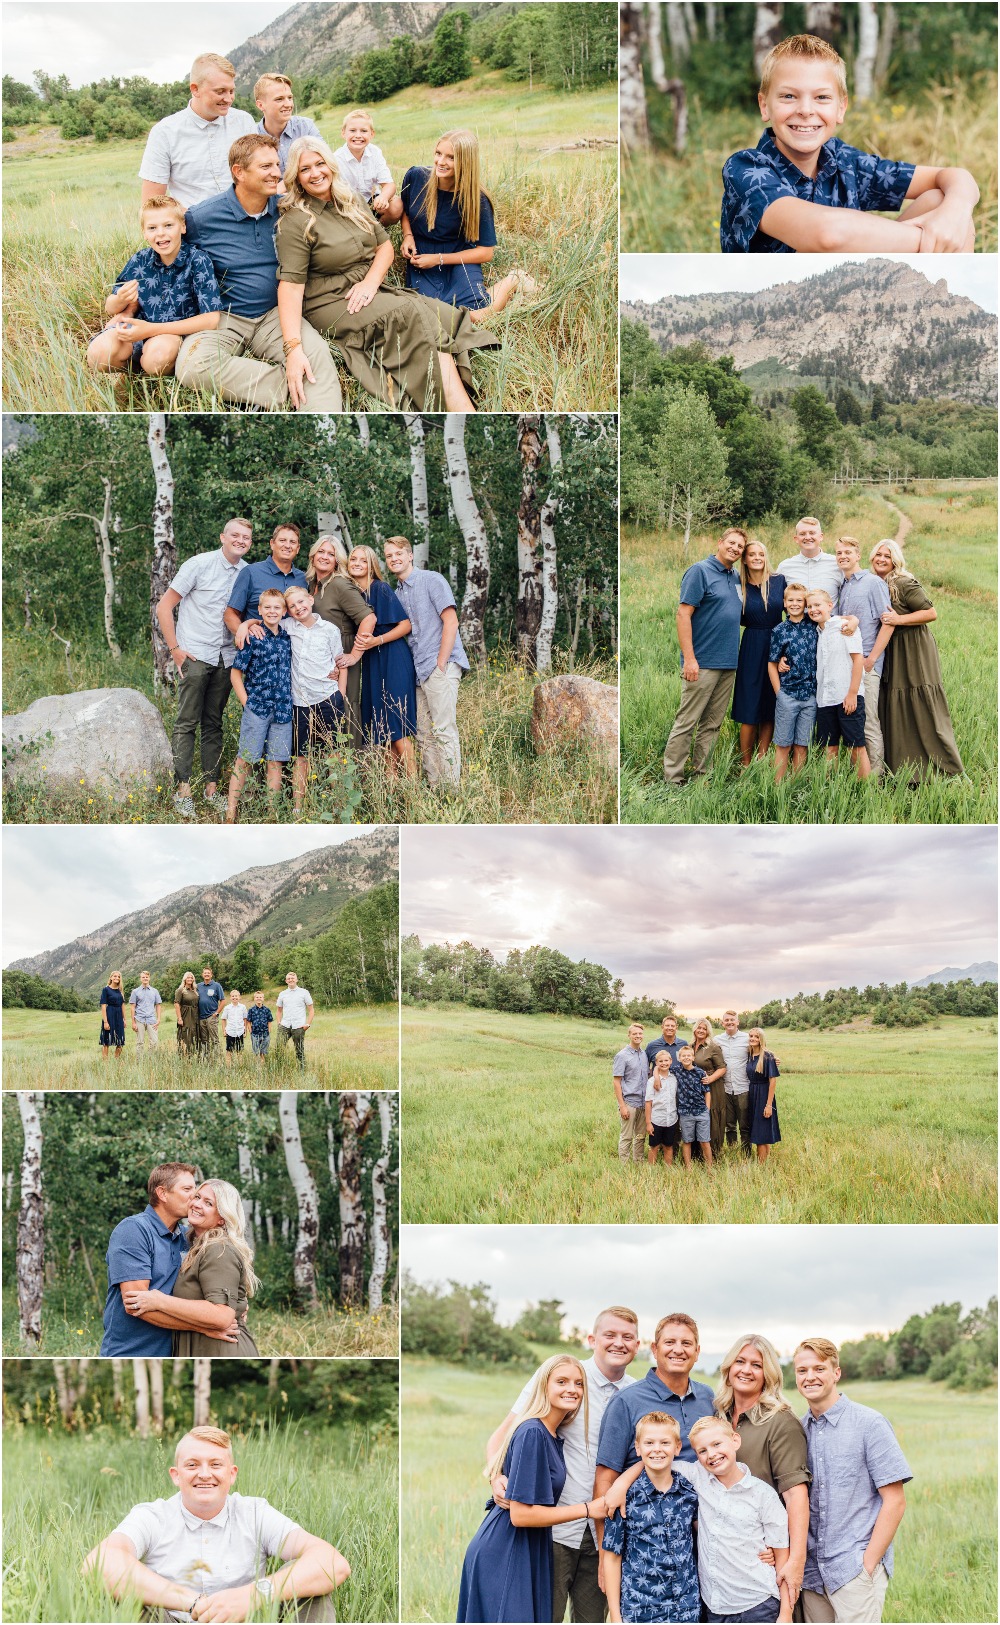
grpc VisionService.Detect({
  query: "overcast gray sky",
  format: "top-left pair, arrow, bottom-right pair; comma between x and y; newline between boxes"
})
2,826 -> 386,963
2,1 -> 288,86
402,1224 -> 998,1365
399,826 -> 996,1012
620,252 -> 1000,315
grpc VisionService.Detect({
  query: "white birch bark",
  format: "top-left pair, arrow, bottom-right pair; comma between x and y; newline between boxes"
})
193,1358 -> 212,1425
147,412 -> 176,693
96,477 -> 122,660
404,413 -> 431,567
112,1359 -> 125,1410
444,414 -> 490,663
704,3 -> 718,40
133,1358 -> 151,1438
873,2 -> 896,92
16,1091 -> 43,1346
515,414 -> 544,667
149,1359 -> 164,1434
753,2 -> 785,75
279,1091 -> 320,1309
647,2 -> 669,91
367,1095 -> 393,1311
804,3 -> 840,40
537,418 -> 563,674
355,413 -> 371,447
619,3 -> 649,150
337,1092 -> 373,1307
229,1091 -> 256,1250
855,1 -> 879,101
666,1 -> 691,63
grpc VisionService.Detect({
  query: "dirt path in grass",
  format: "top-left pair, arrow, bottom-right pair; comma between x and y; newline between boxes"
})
881,496 -> 913,546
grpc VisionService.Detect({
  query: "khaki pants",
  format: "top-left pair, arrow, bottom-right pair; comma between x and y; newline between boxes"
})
197,1015 -> 219,1057
134,1019 -> 159,1051
416,664 -> 462,787
143,1595 -> 335,1622
176,310 -> 343,410
662,667 -> 736,783
803,1564 -> 888,1624
552,1528 -> 606,1622
617,1105 -> 646,1164
862,668 -> 884,775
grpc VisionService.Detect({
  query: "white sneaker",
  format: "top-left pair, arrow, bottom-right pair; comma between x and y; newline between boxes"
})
173,792 -> 195,819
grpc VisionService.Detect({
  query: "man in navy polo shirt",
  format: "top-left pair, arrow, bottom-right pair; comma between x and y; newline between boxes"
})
197,965 -> 225,1057
644,1015 -> 689,1073
225,522 -> 308,644
177,133 -> 342,410
662,526 -> 747,786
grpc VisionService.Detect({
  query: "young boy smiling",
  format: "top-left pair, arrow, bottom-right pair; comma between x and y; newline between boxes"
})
721,34 -> 979,253
602,1412 -> 700,1625
807,589 -> 871,779
88,196 -> 221,376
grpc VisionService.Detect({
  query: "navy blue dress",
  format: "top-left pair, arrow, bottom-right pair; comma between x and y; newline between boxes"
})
99,986 -> 126,1048
457,1419 -> 566,1622
361,578 -> 417,744
732,575 -> 786,727
746,1052 -> 781,1145
401,166 -> 497,310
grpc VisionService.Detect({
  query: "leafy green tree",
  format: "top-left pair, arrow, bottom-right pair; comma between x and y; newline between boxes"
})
652,386 -> 736,548
516,1299 -> 566,1343
231,939 -> 262,996
426,11 -> 472,87
791,386 -> 842,471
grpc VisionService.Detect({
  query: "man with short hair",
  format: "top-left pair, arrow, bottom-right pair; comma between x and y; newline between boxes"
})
795,1338 -> 911,1624
613,1023 -> 649,1165
83,1424 -> 349,1622
717,1009 -> 752,1156
254,73 -> 320,170
644,1014 -> 688,1072
139,53 -> 257,209
383,536 -> 469,787
834,536 -> 893,776
156,515 -> 253,819
276,972 -> 314,1071
663,527 -> 747,785
129,971 -> 162,1052
225,523 -> 308,640
775,518 -> 843,602
178,136 -> 343,410
485,1307 -> 641,1623
197,965 -> 225,1058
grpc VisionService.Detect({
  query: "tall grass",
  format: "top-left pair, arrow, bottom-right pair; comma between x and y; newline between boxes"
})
620,483 -> 998,824
621,77 -> 999,252
401,1358 -> 997,1624
2,73 -> 617,411
400,1006 -> 998,1224
2,1422 -> 398,1623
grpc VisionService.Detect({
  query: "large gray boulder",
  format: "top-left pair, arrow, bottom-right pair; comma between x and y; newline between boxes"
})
531,675 -> 619,770
3,688 -> 173,797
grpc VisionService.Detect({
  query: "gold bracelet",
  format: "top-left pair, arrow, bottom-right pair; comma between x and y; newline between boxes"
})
282,337 -> 302,357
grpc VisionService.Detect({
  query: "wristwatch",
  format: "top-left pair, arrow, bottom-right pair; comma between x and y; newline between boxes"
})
254,1577 -> 275,1603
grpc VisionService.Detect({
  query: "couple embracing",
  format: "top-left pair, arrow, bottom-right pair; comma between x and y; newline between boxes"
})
100,1162 -> 259,1358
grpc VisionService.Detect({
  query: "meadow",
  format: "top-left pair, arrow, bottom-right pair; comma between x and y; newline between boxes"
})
621,78 -> 999,252
2,1422 -> 398,1623
401,1355 -> 998,1625
0,1000 -> 398,1090
400,1007 -> 998,1224
1,72 -> 617,412
2,642 -> 619,826
620,482 -> 998,825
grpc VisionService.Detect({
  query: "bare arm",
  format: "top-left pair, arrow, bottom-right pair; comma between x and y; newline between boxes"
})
121,1285 -> 238,1334
155,586 -> 193,671
776,1482 -> 809,1602
266,1528 -> 351,1600
509,1496 -> 603,1529
768,659 -> 782,697
110,311 -> 221,340
863,1482 -> 907,1573
603,1550 -> 623,1624
759,196 -> 924,253
141,179 -> 168,205
83,1533 -> 199,1613
100,1001 -> 110,1030
437,605 -> 459,669
230,668 -> 248,705
676,603 -> 698,680
865,621 -> 894,672
371,616 -> 412,648
613,1076 -> 629,1123
843,651 -> 864,711
882,606 -> 936,627
277,279 -> 307,349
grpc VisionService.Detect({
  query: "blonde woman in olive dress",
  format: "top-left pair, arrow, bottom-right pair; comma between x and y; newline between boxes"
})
173,971 -> 200,1058
275,136 -> 499,412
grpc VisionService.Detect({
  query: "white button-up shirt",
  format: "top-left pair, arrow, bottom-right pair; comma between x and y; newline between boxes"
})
113,1491 -> 299,1622
717,1029 -> 751,1096
512,1356 -> 636,1549
170,548 -> 246,667
140,104 -> 259,209
675,1460 -> 788,1617
280,616 -> 344,706
333,140 -> 393,202
815,617 -> 865,707
774,550 -> 843,601
277,986 -> 313,1029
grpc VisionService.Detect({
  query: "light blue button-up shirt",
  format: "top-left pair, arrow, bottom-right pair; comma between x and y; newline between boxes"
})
256,113 -> 320,172
394,566 -> 469,685
836,568 -> 892,674
802,1395 -> 912,1595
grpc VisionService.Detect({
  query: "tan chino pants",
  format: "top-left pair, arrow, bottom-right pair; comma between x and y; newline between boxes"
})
416,665 -> 462,787
662,667 -> 736,784
176,310 -> 343,411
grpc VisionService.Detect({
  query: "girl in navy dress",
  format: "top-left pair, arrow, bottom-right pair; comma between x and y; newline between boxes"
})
99,971 -> 126,1063
732,540 -> 786,765
344,546 -> 417,776
400,130 -> 534,319
458,1355 -> 604,1623
746,1026 -> 781,1161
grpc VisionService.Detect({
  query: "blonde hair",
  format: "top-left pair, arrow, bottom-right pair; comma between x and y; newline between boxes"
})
594,1305 -> 639,1332
747,1027 -> 770,1074
181,1179 -> 261,1297
190,53 -> 236,85
869,537 -> 912,584
795,1337 -> 840,1366
692,1017 -> 713,1042
783,580 -> 808,601
760,35 -> 848,100
258,587 -> 287,605
105,971 -> 123,989
715,1333 -> 792,1425
178,971 -> 197,991
689,1413 -> 738,1447
636,1410 -> 680,1444
651,1050 -> 670,1090
255,72 -> 293,100
342,108 -> 375,133
420,129 -> 485,241
307,534 -> 349,587
348,545 -> 385,587
279,136 -> 376,243
740,539 -> 775,614
175,1425 -> 231,1463
806,588 -> 833,605
485,1355 -> 588,1483
283,584 -> 312,604
836,534 -> 862,555
140,195 -> 185,226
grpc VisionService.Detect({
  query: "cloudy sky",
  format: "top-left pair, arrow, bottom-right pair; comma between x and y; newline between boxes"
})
3,1 -> 288,86
2,827 -> 386,963
401,1224 -> 998,1365
400,825 -> 996,1012
620,252 -> 1000,315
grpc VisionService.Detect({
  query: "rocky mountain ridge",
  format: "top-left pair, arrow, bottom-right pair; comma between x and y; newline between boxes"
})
227,1 -> 493,84
911,961 -> 997,987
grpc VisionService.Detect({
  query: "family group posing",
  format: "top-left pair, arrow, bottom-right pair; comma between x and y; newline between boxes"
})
613,1014 -> 780,1169
662,519 -> 964,789
158,517 -> 467,821
458,1309 -> 911,1625
99,967 -> 313,1071
87,52 -> 533,410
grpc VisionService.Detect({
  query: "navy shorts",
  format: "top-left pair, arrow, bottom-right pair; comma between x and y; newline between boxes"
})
238,706 -> 292,763
225,1034 -> 244,1052
648,1121 -> 679,1149
292,694 -> 346,756
815,697 -> 866,749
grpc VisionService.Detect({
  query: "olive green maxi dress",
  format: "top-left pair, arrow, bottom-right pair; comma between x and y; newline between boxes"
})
171,1239 -> 259,1357
174,983 -> 200,1057
878,574 -> 964,777
312,572 -> 372,749
276,199 -> 499,410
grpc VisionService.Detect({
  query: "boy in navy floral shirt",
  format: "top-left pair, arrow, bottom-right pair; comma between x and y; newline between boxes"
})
672,1046 -> 712,1169
602,1411 -> 700,1625
88,196 -> 222,377
227,588 -> 293,823
247,992 -> 274,1060
768,582 -> 818,782
721,34 -> 978,253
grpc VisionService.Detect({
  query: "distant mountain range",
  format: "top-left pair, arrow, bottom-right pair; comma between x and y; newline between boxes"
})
621,259 -> 998,405
227,1 -> 502,84
10,829 -> 396,1000
911,962 -> 997,988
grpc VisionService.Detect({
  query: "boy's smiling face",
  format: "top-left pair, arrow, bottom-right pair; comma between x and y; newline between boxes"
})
636,1422 -> 679,1476
784,589 -> 807,620
806,593 -> 832,624
343,118 -> 372,157
285,590 -> 315,623
259,596 -> 285,629
143,208 -> 185,262
760,60 -> 847,164
693,1421 -> 740,1480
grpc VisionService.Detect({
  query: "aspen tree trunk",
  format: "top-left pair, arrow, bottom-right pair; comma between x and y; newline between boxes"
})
149,1359 -> 164,1434
316,416 -> 354,550
537,418 -> 562,673
666,1 -> 691,62
53,1360 -> 72,1423
96,477 -> 122,660
148,412 -> 176,694
515,415 -> 545,667
112,1359 -> 125,1411
753,2 -> 785,74
279,1092 -> 320,1309
619,3 -> 649,150
268,1359 -> 281,1396
804,3 -> 840,40
337,1092 -> 373,1308
647,3 -> 669,89
133,1358 -> 151,1438
171,1359 -> 187,1387
16,1091 -> 43,1346
367,1095 -> 393,1311
444,414 -> 490,663
873,2 -> 896,91
229,1092 -> 256,1249
855,1 -> 879,100
704,3 -> 718,39
356,413 -> 371,447
403,414 -> 431,566
193,1359 -> 212,1425
5,1168 -> 13,1208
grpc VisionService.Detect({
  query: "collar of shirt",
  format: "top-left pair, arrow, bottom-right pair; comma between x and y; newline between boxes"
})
587,1357 -> 632,1394
221,185 -> 279,225
758,127 -> 840,188
186,103 -> 232,133
179,1497 -> 231,1533
143,1204 -> 186,1244
804,1395 -> 847,1430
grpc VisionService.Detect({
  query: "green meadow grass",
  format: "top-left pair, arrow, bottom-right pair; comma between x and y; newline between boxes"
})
1,1422 -> 398,1623
2,72 -> 617,412
401,1358 -> 997,1624
620,483 -> 998,825
0,1001 -> 398,1090
400,1007 -> 998,1224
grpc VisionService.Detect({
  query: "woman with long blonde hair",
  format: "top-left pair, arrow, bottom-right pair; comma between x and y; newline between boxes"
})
746,1027 -> 781,1162
691,1018 -> 727,1159
275,137 -> 498,412
305,534 -> 377,749
459,1354 -> 602,1622
400,130 -> 533,320
869,537 -> 964,779
732,540 -> 787,765
344,545 -> 417,776
98,970 -> 126,1062
173,971 -> 200,1058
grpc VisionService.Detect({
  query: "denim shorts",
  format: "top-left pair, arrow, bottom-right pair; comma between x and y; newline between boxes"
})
251,1030 -> 270,1055
238,706 -> 292,763
773,689 -> 817,748
679,1112 -> 711,1144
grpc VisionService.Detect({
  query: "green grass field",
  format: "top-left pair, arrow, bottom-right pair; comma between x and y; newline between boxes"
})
2,72 -> 617,412
402,1356 -> 997,1624
0,1000 -> 398,1090
400,1007 -> 997,1224
621,483 -> 998,825
2,1422 -> 398,1623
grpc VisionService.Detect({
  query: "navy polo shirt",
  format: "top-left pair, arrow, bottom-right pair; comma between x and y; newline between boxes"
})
185,187 -> 281,317
101,1207 -> 188,1356
227,556 -> 308,623
197,978 -> 225,1018
597,1369 -> 716,1469
645,1035 -> 689,1070
678,555 -> 743,670
721,129 -> 915,253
